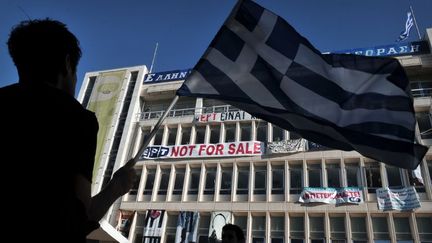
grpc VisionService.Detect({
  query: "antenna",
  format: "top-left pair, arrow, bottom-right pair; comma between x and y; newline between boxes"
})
149,42 -> 159,73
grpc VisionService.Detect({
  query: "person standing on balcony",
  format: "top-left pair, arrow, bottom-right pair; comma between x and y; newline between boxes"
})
0,18 -> 136,242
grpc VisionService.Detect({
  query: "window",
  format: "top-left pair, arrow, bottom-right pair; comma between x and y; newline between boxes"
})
198,214 -> 210,243
290,164 -> 303,194
428,160 -> 432,185
386,165 -> 403,188
273,125 -> 284,142
256,121 -> 267,142
327,163 -> 341,188
209,124 -> 221,144
417,112 -> 432,139
225,123 -> 236,142
234,215 -> 247,239
252,216 -> 266,243
180,126 -> 192,145
129,169 -> 142,195
290,216 -> 304,242
254,165 -> 267,195
237,165 -> 249,195
351,216 -> 367,242
272,165 -> 284,194
364,163 -> 382,193
153,128 -> 163,145
240,122 -> 252,141
394,217 -> 413,242
271,216 -> 285,243
330,216 -> 346,241
165,213 -> 178,242
220,166 -> 233,195
143,169 -> 155,195
195,126 -> 206,144
309,216 -> 325,241
416,216 -> 432,242
410,80 -> 432,97
188,167 -> 201,195
308,164 -> 322,187
173,168 -> 185,195
372,217 -> 390,242
158,168 -> 170,195
204,167 -> 216,195
345,163 -> 361,187
167,126 -> 177,145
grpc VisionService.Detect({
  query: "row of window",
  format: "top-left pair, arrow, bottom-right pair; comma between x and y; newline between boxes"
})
127,160 -> 432,202
133,212 -> 432,243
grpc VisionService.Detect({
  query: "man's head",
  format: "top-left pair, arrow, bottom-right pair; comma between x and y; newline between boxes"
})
222,224 -> 245,243
7,18 -> 81,94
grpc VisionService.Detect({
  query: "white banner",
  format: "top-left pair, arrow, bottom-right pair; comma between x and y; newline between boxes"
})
299,187 -> 363,205
267,139 -> 307,154
140,141 -> 263,159
195,111 -> 257,123
376,187 -> 420,211
209,212 -> 232,242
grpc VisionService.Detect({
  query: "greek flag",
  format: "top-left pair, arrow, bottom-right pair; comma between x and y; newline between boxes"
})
397,11 -> 414,42
176,0 -> 428,169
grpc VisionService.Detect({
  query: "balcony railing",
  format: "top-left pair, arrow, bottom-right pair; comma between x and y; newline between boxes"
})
138,105 -> 241,121
411,87 -> 432,98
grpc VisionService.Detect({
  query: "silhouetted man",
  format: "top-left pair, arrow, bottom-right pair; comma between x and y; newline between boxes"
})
1,18 -> 136,242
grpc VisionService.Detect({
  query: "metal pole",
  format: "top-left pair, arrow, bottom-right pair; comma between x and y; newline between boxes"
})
409,6 -> 422,40
149,42 -> 159,73
127,95 -> 179,166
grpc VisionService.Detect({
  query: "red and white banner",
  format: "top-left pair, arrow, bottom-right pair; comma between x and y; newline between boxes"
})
195,111 -> 257,123
140,141 -> 263,159
299,187 -> 363,205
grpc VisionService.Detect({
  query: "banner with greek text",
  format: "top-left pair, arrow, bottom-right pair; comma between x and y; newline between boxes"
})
195,111 -> 257,123
299,187 -> 363,205
376,187 -> 420,211
140,141 -> 263,160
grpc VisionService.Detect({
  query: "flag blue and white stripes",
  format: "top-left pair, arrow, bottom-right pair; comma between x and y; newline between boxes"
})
177,0 -> 427,169
397,11 -> 414,42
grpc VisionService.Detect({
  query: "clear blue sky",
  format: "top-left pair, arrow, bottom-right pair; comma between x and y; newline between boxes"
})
1,0 -> 431,95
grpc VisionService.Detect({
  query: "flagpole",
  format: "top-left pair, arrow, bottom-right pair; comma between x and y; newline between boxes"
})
149,42 -> 159,73
127,95 -> 179,166
409,6 -> 422,40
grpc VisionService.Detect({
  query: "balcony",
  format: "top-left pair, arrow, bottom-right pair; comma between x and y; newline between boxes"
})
137,105 -> 240,121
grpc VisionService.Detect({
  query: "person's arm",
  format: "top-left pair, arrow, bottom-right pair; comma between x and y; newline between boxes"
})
75,161 -> 136,222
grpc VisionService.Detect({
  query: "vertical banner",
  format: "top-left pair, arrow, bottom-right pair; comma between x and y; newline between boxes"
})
117,210 -> 134,237
175,211 -> 200,243
209,212 -> 232,242
87,70 -> 127,180
143,210 -> 165,243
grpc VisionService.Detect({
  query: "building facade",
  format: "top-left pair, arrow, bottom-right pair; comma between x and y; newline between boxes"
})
79,29 -> 432,243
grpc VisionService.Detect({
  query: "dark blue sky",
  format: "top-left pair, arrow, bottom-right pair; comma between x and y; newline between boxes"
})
1,0 -> 431,95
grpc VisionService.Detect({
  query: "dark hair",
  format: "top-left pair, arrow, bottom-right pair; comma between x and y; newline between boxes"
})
222,224 -> 245,240
7,18 -> 81,84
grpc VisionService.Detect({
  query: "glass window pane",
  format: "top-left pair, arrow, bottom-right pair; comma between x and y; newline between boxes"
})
372,217 -> 390,240
195,126 -> 206,144
327,164 -> 341,188
394,217 -> 412,240
271,216 -> 285,238
158,169 -> 170,195
173,168 -> 185,195
181,126 -> 191,145
272,165 -> 284,194
256,121 -> 267,142
225,123 -> 236,142
365,163 -> 382,192
290,216 -> 304,239
273,125 -> 284,142
351,217 -> 367,240
167,127 -> 177,145
308,164 -> 321,187
330,217 -> 345,239
189,168 -> 200,194
310,216 -> 324,239
143,169 -> 155,195
237,166 -> 249,195
220,166 -> 232,195
386,166 -> 403,188
346,164 -> 361,187
210,124 -> 220,144
252,216 -> 266,237
290,164 -> 303,194
204,167 -> 216,195
240,122 -> 252,141
153,129 -> 163,145
255,166 -> 266,195
416,217 -> 432,241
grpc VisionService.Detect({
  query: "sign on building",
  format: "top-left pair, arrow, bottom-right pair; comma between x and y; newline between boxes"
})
299,187 -> 363,205
195,111 -> 257,123
376,187 -> 421,211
